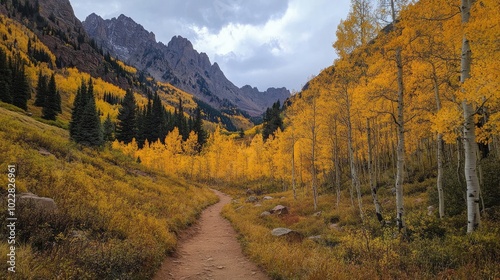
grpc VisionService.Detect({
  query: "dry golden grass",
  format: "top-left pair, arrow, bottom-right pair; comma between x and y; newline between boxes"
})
0,107 -> 218,279
222,184 -> 500,279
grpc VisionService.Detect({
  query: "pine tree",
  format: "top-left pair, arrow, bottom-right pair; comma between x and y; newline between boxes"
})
69,80 -> 87,141
35,71 -> 47,107
262,101 -> 283,141
77,80 -> 102,146
152,92 -> 166,141
193,107 -> 206,149
42,74 -> 60,120
11,62 -> 30,110
136,97 -> 153,148
116,89 -> 137,143
0,49 -> 12,104
69,79 -> 102,146
102,113 -> 115,142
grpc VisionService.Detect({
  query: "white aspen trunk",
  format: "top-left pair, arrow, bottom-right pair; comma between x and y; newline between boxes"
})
463,101 -> 481,232
368,118 -> 383,224
346,94 -> 364,220
461,0 -> 480,233
386,0 -> 406,231
334,119 -> 341,208
311,95 -> 319,211
292,134 -> 297,200
348,126 -> 363,220
437,133 -> 445,218
432,70 -> 445,218
395,46 -> 405,231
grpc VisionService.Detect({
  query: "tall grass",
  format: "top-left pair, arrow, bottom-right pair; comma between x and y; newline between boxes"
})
0,108 -> 218,279
222,185 -> 500,279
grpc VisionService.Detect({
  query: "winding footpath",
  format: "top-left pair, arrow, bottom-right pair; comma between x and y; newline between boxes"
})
154,189 -> 269,280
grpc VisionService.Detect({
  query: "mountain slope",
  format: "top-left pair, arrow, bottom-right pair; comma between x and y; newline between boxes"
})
82,13 -> 290,117
0,104 -> 218,279
0,0 -> 254,131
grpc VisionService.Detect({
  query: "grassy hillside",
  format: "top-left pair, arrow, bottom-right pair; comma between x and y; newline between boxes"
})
0,13 -> 252,134
0,105 -> 218,279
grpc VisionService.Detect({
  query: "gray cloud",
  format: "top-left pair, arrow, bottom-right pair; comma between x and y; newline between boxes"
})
70,0 -> 350,91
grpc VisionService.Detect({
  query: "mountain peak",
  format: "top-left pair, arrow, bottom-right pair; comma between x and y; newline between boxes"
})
83,14 -> 290,116
86,12 -> 101,21
168,35 -> 193,51
83,13 -> 156,61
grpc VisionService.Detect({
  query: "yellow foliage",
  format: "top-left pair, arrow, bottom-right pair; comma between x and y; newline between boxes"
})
0,107 -> 218,279
112,58 -> 137,74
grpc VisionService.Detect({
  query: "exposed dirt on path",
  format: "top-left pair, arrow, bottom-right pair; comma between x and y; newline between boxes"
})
154,189 -> 270,280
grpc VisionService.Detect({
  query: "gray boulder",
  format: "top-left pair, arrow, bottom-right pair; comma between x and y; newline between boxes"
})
260,211 -> 271,217
271,228 -> 303,242
246,196 -> 258,203
271,228 -> 293,236
270,205 -> 288,215
18,193 -> 57,213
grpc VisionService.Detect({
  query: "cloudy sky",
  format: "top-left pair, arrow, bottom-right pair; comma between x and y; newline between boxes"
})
69,0 -> 351,92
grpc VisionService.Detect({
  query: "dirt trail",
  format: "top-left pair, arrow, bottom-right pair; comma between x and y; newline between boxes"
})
154,189 -> 269,280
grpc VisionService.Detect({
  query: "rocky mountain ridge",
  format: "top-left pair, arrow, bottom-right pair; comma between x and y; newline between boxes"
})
83,13 -> 290,116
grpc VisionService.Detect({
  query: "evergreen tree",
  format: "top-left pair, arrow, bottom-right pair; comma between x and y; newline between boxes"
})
192,107 -> 207,148
164,107 -> 175,133
116,89 -> 137,143
55,90 -> 61,113
35,71 -> 47,107
102,113 -> 115,142
69,80 -> 87,140
69,79 -> 102,146
175,98 -> 189,140
41,74 -> 60,120
262,101 -> 283,141
11,62 -> 30,110
0,49 -> 12,103
136,99 -> 153,148
78,81 -> 102,146
152,92 -> 167,141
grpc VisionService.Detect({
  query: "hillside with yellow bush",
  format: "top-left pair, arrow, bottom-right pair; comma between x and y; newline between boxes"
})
0,0 -> 499,279
0,106 -> 218,278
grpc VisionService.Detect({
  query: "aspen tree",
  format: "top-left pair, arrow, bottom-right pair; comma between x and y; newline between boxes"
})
333,0 -> 377,220
376,0 -> 409,231
460,0 -> 479,232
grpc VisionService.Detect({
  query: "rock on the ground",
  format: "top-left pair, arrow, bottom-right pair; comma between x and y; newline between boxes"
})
329,223 -> 342,232
427,205 -> 435,216
271,228 -> 294,236
38,148 -> 54,157
18,193 -> 57,212
70,230 -> 88,241
246,196 -> 258,203
260,211 -> 271,217
312,211 -> 322,217
263,196 -> 273,200
271,228 -> 303,242
308,235 -> 322,240
270,205 -> 288,215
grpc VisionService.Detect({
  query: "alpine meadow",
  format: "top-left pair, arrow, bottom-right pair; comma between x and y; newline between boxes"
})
1,0 -> 499,279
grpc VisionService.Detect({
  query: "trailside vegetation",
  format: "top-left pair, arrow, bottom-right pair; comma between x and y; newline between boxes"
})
0,107 -> 218,279
113,0 -> 500,278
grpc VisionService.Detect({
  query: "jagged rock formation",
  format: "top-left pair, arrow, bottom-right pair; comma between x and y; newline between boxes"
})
83,13 -> 290,116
